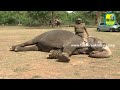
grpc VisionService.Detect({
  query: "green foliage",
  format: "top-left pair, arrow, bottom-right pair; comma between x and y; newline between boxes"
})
0,11 -> 120,26
27,11 -> 51,26
113,11 -> 120,24
66,11 -> 96,25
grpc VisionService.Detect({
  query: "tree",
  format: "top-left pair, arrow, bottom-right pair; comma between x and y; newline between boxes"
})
27,11 -> 51,26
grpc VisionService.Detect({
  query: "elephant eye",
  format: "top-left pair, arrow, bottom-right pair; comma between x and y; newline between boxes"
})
102,43 -> 106,46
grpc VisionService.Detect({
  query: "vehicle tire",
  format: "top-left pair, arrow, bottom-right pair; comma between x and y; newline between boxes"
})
97,28 -> 101,32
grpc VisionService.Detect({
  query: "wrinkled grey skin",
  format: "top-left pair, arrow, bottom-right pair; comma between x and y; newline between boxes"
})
10,30 -> 112,62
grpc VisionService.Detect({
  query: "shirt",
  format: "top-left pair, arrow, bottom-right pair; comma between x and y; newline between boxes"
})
74,23 -> 85,33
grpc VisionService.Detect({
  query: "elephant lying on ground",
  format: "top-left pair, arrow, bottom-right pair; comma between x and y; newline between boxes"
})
10,30 -> 112,62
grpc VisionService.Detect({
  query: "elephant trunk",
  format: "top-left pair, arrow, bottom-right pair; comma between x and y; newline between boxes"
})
89,46 -> 112,58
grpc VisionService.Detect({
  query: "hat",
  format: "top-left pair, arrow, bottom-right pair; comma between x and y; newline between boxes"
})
77,18 -> 82,21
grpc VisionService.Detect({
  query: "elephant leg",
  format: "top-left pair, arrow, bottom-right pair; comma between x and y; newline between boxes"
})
61,36 -> 85,56
72,47 -> 88,55
56,38 -> 85,62
14,45 -> 39,52
53,44 -> 77,62
63,44 -> 77,56
57,52 -> 70,62
47,49 -> 70,62
10,37 -> 39,51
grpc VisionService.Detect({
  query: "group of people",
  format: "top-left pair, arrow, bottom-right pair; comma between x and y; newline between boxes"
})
49,19 -> 61,27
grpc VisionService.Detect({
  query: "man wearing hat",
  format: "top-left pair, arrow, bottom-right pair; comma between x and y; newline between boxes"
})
74,18 -> 89,45
74,18 -> 89,38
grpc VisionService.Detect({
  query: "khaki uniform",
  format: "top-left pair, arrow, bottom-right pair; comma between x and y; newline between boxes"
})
74,23 -> 85,38
74,23 -> 88,44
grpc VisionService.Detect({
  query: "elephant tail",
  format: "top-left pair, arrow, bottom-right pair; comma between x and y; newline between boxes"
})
89,46 -> 112,58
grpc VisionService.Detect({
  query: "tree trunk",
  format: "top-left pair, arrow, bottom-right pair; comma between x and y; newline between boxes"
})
95,12 -> 101,25
95,11 -> 106,25
51,11 -> 54,28
51,11 -> 54,21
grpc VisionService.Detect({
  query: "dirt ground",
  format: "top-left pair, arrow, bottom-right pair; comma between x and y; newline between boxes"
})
0,26 -> 120,79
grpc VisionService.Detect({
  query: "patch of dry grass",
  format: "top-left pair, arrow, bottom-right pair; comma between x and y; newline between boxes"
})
0,26 -> 120,79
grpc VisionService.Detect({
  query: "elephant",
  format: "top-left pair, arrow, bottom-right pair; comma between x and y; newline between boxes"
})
10,30 -> 112,62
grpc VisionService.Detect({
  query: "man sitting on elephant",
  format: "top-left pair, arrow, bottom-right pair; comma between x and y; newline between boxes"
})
74,18 -> 89,44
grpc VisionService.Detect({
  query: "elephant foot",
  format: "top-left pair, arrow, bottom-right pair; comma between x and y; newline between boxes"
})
14,46 -> 22,52
47,49 -> 62,59
9,46 -> 16,51
47,54 -> 57,59
57,53 -> 70,62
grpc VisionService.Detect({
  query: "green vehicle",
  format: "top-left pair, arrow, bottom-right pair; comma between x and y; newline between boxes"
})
97,22 -> 120,32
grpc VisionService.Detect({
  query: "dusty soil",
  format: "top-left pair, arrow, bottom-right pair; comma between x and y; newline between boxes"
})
0,26 -> 120,79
